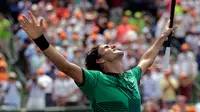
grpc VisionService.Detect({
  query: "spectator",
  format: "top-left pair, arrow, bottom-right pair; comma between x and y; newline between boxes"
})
37,68 -> 54,107
53,71 -> 69,106
26,74 -> 46,109
186,31 -> 199,55
103,21 -> 117,43
63,77 -> 81,106
3,72 -> 22,109
151,65 -> 163,101
0,13 -> 12,61
141,67 -> 158,102
73,48 -> 85,68
178,73 -> 193,102
60,40 -> 74,62
108,0 -> 123,23
160,70 -> 179,109
131,12 -> 146,34
176,43 -> 198,77
174,15 -> 187,46
64,76 -> 81,106
15,23 -> 28,48
116,16 -> 132,42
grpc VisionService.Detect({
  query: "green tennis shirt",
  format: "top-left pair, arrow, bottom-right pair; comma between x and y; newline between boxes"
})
77,66 -> 142,112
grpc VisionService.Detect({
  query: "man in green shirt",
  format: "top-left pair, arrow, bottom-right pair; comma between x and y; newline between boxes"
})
0,13 -> 11,60
19,11 -> 177,112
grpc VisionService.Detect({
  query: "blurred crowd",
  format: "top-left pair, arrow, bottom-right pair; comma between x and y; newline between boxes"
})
0,0 -> 200,111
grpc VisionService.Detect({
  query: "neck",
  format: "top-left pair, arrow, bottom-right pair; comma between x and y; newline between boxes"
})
103,60 -> 124,74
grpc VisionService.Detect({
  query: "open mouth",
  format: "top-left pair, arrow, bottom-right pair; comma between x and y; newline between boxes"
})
113,48 -> 121,51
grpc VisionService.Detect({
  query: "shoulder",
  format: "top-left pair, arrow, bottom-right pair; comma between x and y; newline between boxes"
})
3,19 -> 10,23
170,77 -> 178,82
126,66 -> 142,81
160,78 -> 166,83
45,75 -> 53,81
82,68 -> 102,75
188,51 -> 195,57
127,66 -> 142,74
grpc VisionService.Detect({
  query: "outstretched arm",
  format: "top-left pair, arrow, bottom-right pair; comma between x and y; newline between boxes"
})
137,20 -> 178,75
42,46 -> 82,83
19,11 -> 83,84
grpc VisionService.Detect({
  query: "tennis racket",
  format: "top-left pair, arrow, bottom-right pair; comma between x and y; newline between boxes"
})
163,0 -> 176,72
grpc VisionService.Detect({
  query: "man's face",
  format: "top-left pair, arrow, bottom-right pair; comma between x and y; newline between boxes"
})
98,44 -> 124,62
9,78 -> 16,83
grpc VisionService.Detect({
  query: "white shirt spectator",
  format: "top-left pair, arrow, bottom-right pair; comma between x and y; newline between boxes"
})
142,73 -> 158,102
186,34 -> 199,54
26,80 -> 46,109
38,74 -> 53,94
174,15 -> 187,38
54,78 -> 69,98
177,51 -> 198,76
151,70 -> 163,100
181,13 -> 193,32
65,78 -> 80,102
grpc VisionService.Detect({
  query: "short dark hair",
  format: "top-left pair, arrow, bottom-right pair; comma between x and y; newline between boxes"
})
85,45 -> 103,72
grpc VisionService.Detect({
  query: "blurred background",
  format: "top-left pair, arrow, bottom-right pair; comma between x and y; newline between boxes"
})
0,0 -> 200,112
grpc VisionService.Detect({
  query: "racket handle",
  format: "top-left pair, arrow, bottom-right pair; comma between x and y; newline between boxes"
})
163,47 -> 171,72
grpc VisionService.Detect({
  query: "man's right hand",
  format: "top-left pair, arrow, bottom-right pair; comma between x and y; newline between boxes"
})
19,11 -> 44,39
19,11 -> 83,84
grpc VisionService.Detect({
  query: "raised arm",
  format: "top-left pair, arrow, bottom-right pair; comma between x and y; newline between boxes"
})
19,11 -> 83,84
137,20 -> 178,75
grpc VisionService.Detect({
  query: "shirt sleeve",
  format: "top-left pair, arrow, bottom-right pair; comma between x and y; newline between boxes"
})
76,68 -> 99,97
130,66 -> 142,83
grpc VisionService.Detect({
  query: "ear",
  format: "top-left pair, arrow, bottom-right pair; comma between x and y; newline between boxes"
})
96,59 -> 105,64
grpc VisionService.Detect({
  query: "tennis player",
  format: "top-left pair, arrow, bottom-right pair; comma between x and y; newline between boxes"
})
19,11 -> 177,112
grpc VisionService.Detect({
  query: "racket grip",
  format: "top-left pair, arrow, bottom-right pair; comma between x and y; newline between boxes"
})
163,47 -> 171,72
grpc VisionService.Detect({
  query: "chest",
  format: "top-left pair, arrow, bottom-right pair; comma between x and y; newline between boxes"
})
97,74 -> 140,100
